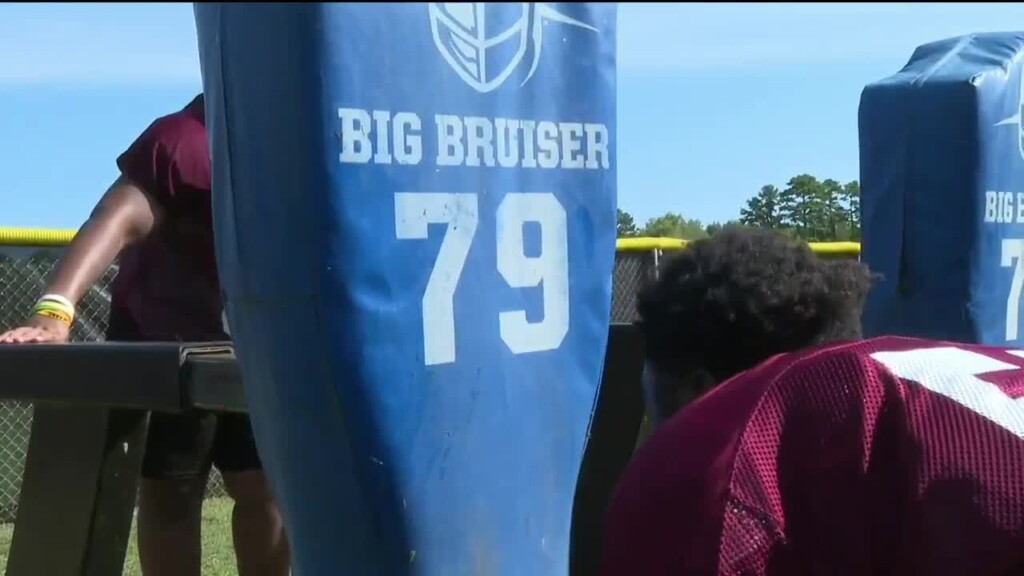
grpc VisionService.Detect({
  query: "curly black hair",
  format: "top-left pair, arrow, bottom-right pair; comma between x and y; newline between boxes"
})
636,226 -> 876,384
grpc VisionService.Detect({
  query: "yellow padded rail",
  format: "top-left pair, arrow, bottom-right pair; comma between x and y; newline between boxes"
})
0,227 -> 78,247
0,227 -> 862,255
616,237 -> 861,255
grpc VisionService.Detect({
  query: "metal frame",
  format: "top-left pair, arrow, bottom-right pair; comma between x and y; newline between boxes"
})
571,323 -> 646,576
0,343 -> 243,576
0,326 -> 644,576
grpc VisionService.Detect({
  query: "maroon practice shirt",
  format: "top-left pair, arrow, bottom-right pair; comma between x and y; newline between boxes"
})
108,95 -> 225,342
602,336 -> 1024,576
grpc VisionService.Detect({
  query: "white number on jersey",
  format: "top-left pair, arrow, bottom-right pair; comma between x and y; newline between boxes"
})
871,346 -> 1024,440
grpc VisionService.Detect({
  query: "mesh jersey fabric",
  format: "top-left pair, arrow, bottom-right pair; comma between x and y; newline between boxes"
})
600,336 -> 1024,576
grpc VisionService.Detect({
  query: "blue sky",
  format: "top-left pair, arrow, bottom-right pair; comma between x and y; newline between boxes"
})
2,3 -> 1023,229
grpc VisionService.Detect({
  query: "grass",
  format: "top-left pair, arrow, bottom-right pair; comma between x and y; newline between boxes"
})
0,497 -> 238,575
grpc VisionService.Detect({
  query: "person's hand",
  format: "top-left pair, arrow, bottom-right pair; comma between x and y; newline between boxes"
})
0,314 -> 71,344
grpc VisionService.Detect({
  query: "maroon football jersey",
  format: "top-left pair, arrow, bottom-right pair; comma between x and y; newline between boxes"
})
601,336 -> 1024,576
108,95 -> 226,342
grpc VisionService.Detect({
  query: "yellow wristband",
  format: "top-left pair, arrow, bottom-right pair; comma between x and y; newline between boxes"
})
34,308 -> 73,327
33,295 -> 75,325
37,294 -> 75,312
32,294 -> 75,327
34,302 -> 71,316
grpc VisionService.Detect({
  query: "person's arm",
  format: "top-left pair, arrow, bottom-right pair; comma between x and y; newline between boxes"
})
0,98 -> 205,344
0,177 -> 164,343
46,176 -> 163,303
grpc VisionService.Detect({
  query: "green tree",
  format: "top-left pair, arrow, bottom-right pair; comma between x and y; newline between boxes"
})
819,178 -> 847,241
837,180 -> 861,241
779,174 -> 826,239
705,220 -> 743,236
641,212 -> 708,240
739,185 -> 784,229
777,174 -> 843,241
616,208 -> 640,238
740,175 -> 861,241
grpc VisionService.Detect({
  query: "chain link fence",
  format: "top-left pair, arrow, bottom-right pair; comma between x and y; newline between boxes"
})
0,244 -> 659,523
0,241 -> 862,523
0,246 -> 228,522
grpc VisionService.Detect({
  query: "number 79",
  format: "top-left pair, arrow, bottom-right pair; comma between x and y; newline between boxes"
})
394,192 -> 571,366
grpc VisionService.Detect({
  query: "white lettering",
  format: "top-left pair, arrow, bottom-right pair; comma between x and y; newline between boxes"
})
429,114 -> 611,170
393,112 -> 422,165
986,191 -> 999,223
337,107 -> 612,170
521,120 -> 538,169
339,108 -> 422,165
338,108 -> 373,164
464,117 -> 495,167
496,193 -> 570,354
559,122 -> 585,169
536,121 -> 560,169
585,123 -> 611,170
431,114 -> 611,170
371,110 -> 393,164
495,118 -> 521,168
872,347 -> 1024,440
1003,239 -> 1024,342
395,193 -> 479,365
435,114 -> 464,166
396,191 -> 571,366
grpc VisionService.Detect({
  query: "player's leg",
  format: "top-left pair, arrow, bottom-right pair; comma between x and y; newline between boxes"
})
214,413 -> 290,576
136,411 -> 216,576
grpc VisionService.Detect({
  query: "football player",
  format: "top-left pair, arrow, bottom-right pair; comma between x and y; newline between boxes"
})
0,95 -> 290,576
601,226 -> 1024,576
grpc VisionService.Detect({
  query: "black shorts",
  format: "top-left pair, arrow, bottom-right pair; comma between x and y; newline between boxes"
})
106,311 -> 263,480
142,410 -> 263,480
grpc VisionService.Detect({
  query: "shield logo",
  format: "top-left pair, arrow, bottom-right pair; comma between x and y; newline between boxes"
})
1018,73 -> 1024,161
995,72 -> 1024,162
429,3 -> 532,93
